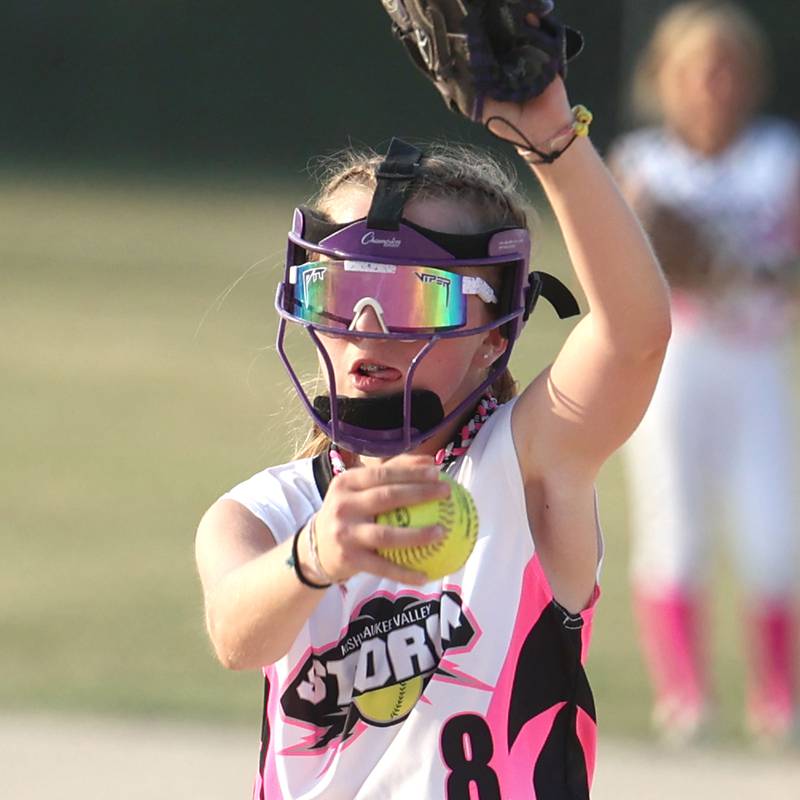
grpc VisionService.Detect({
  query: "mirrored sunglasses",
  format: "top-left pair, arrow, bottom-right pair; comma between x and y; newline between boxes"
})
287,260 -> 498,333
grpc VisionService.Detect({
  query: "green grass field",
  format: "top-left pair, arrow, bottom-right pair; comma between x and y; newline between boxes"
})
0,170 -> 763,742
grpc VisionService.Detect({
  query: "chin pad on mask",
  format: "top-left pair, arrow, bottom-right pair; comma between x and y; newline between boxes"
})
312,390 -> 445,432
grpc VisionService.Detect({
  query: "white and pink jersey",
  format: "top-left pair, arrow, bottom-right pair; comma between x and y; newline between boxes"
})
611,118 -> 800,273
224,400 -> 601,800
611,118 -> 800,342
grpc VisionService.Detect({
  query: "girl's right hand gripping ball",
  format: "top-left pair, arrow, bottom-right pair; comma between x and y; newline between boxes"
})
377,475 -> 478,581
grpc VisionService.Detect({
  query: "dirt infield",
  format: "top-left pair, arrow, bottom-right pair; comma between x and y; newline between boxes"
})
2,713 -> 798,798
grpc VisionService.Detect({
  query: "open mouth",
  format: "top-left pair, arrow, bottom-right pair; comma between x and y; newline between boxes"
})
350,360 -> 403,384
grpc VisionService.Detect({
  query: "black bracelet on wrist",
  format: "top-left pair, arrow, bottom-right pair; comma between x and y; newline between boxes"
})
290,525 -> 332,590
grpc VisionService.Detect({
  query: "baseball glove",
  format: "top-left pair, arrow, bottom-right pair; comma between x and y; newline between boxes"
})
379,0 -> 582,121
634,199 -> 716,291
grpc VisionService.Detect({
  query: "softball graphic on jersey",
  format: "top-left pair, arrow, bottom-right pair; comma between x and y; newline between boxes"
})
353,675 -> 425,724
280,592 -> 479,748
377,474 -> 478,580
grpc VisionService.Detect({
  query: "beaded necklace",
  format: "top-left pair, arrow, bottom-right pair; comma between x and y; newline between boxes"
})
328,392 -> 499,475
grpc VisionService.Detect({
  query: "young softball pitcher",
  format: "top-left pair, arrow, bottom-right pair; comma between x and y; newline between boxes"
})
610,1 -> 800,746
196,4 -> 669,797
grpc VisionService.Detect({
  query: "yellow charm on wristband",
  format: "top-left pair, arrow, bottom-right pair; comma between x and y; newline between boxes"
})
507,103 -> 594,165
572,105 -> 593,138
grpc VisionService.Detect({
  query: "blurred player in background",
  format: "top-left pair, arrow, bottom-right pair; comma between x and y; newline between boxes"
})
610,0 -> 800,745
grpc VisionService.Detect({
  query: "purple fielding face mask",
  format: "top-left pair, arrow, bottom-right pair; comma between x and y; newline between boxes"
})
276,208 -> 532,456
274,138 -> 579,457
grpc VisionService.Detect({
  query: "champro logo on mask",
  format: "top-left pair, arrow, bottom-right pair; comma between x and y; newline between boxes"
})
361,231 -> 402,248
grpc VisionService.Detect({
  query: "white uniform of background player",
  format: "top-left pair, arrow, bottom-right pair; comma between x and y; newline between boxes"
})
609,1 -> 800,743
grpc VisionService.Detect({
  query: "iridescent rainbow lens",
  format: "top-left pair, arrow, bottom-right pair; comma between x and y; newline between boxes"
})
289,260 -> 466,333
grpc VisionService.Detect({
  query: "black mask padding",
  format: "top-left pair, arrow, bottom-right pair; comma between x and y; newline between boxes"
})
297,205 -> 520,260
366,138 -> 424,231
298,208 -> 351,244
496,260 -> 517,339
313,390 -> 445,432
401,218 -> 520,258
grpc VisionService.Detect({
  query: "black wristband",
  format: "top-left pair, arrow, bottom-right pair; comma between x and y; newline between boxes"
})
290,525 -> 332,590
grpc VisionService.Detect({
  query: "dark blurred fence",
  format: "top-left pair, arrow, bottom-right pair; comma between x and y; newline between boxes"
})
2,1 -> 798,176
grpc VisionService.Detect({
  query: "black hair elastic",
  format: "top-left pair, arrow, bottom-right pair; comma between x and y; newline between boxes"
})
485,105 -> 593,165
290,525 -> 332,590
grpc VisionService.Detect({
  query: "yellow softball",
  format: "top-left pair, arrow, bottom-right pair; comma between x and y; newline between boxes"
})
353,676 -> 424,724
377,474 -> 479,580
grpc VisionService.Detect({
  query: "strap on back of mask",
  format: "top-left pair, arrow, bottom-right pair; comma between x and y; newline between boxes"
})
525,272 -> 580,320
366,137 -> 424,231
